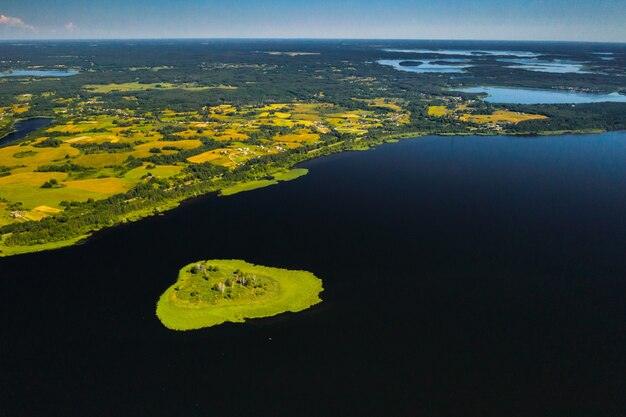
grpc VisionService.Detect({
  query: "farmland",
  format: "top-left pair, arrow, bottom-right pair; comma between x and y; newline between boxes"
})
459,110 -> 548,124
0,95 -> 411,248
0,39 -> 625,256
427,104 -> 548,128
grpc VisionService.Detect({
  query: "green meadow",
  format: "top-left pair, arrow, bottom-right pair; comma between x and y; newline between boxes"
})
156,259 -> 323,330
219,168 -> 309,196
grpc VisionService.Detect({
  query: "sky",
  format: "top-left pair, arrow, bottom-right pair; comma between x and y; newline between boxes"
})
1,0 -> 625,42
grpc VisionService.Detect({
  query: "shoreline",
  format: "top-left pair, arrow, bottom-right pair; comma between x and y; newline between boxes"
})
0,116 -> 55,147
156,259 -> 323,330
0,128 -> 623,257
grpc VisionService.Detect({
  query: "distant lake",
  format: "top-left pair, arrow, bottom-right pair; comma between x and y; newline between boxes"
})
0,117 -> 53,146
457,87 -> 626,104
0,69 -> 78,77
383,48 -> 540,58
2,132 -> 626,416
500,58 -> 590,74
378,59 -> 472,73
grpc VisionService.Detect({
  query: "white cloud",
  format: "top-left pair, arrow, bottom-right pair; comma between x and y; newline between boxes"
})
0,14 -> 35,31
65,22 -> 77,31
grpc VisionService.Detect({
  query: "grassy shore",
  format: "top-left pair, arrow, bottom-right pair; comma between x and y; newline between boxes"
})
156,259 -> 323,330
0,234 -> 87,257
0,128 -> 613,258
219,168 -> 309,196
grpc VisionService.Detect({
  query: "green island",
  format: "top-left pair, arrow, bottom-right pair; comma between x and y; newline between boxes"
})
156,259 -> 323,330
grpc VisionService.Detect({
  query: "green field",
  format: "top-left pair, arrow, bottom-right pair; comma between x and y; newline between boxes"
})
219,168 -> 308,196
156,259 -> 323,330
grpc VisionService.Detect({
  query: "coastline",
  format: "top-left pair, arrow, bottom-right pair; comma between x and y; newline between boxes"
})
0,128 -> 622,257
0,116 -> 55,147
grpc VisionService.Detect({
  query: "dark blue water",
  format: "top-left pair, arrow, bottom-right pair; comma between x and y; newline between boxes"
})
0,118 -> 53,146
1,133 -> 625,417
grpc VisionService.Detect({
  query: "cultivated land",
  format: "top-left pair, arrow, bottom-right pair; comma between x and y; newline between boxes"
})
427,105 -> 548,130
0,40 -> 625,256
156,259 -> 323,330
0,101 -> 407,227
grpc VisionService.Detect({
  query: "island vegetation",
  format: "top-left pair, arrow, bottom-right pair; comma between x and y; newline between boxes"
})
156,259 -> 323,330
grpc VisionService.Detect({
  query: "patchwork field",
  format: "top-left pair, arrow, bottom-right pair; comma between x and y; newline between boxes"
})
460,110 -> 548,124
428,103 -> 548,126
0,99 -> 410,227
355,97 -> 404,111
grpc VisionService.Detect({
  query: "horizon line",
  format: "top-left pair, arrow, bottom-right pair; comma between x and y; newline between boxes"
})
0,37 -> 625,45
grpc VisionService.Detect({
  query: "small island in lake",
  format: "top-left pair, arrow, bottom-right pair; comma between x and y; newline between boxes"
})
398,60 -> 423,67
156,259 -> 323,330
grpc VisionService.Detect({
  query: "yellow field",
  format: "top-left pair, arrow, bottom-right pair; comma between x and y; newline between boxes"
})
48,120 -> 102,133
214,130 -> 250,141
428,103 -> 548,126
460,110 -> 548,124
12,104 -> 30,114
0,144 -> 80,170
258,104 -> 289,111
0,172 -> 68,187
354,98 -> 403,111
73,153 -> 128,168
187,149 -> 227,164
22,211 -> 49,221
185,146 -> 266,168
64,178 -> 131,194
428,106 -> 449,117
33,205 -> 62,214
64,136 -> 97,143
274,132 -> 320,143
268,118 -> 296,127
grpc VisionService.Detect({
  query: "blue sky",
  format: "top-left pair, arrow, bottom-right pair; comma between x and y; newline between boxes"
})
1,0 -> 624,42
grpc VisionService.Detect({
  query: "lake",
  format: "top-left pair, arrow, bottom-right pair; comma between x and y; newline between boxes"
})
380,48 -> 618,74
0,117 -> 54,146
457,87 -> 626,104
0,69 -> 78,77
1,132 -> 625,416
378,59 -> 472,73
500,58 -> 590,73
383,48 -> 540,57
